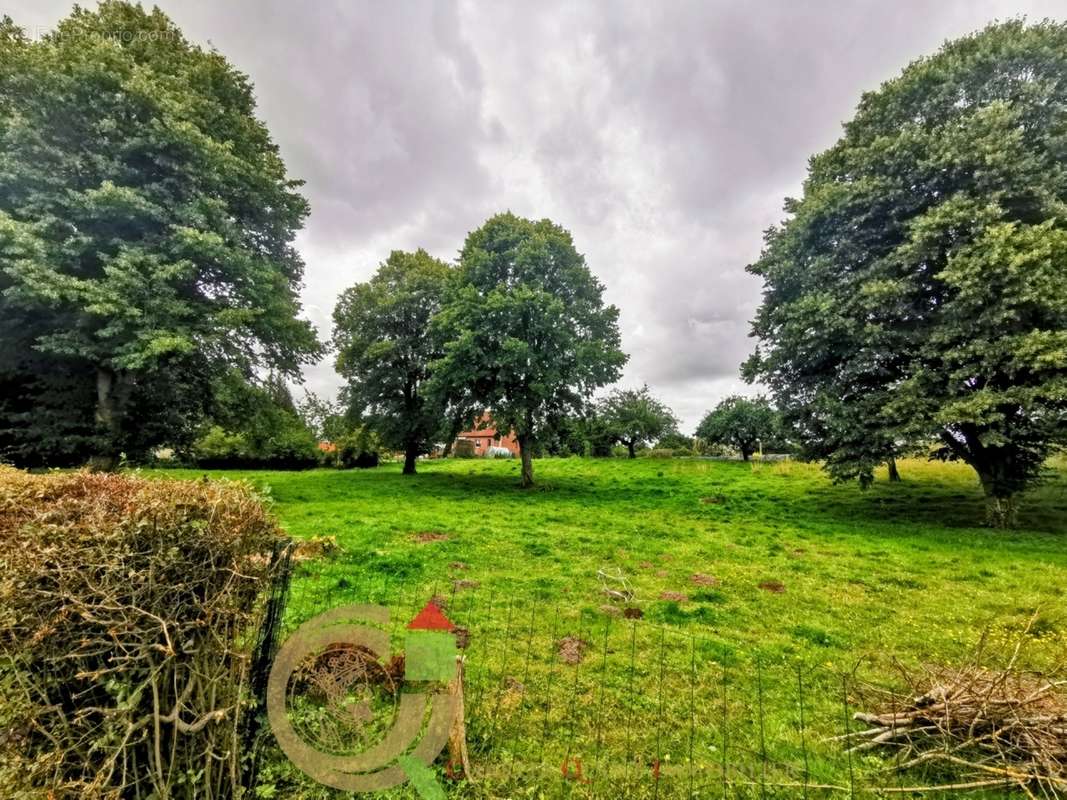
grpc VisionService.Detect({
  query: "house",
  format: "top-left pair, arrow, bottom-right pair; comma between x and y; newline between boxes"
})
455,413 -> 520,457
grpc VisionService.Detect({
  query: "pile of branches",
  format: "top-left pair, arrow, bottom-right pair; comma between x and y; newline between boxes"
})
0,468 -> 289,799
848,640 -> 1066,796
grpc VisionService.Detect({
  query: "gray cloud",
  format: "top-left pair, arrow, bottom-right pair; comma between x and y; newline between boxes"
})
12,0 -> 1067,430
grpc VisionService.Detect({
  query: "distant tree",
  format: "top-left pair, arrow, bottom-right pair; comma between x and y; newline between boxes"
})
264,374 -> 298,415
430,213 -> 626,486
696,396 -> 778,461
0,3 -> 320,469
435,384 -> 481,459
298,391 -> 351,443
332,249 -> 452,475
744,21 -> 1067,525
656,431 -> 694,451
535,407 -> 613,457
599,386 -> 679,458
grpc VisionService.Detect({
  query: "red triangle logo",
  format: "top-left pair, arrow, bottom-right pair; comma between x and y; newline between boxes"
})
407,600 -> 456,631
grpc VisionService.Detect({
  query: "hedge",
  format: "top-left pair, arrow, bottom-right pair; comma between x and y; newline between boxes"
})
0,468 -> 290,799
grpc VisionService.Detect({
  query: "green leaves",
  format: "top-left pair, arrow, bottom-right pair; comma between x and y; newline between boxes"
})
598,386 -> 678,456
696,396 -> 779,460
746,20 -> 1067,515
0,2 -> 320,465
429,213 -> 626,484
331,249 -> 453,471
334,214 -> 626,484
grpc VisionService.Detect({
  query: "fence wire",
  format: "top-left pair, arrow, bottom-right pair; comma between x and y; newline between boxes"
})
278,570 -> 1036,799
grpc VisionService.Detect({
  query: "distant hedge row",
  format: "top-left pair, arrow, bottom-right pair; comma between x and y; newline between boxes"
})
189,424 -> 380,470
0,468 -> 290,798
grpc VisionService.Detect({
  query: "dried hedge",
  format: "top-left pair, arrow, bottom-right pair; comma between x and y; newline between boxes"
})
0,468 -> 290,799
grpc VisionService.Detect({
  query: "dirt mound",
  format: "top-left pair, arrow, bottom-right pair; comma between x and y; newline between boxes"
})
412,531 -> 450,543
558,636 -> 588,664
691,573 -> 720,586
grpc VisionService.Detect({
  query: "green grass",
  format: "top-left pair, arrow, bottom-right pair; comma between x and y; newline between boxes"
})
151,457 -> 1067,798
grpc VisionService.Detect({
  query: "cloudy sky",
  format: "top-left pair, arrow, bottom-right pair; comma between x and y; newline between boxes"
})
12,1 -> 1067,429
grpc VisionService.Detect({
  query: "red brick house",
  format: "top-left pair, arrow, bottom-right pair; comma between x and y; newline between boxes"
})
455,413 -> 520,457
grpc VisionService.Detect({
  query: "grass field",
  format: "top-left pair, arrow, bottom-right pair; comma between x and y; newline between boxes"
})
154,457 -> 1067,798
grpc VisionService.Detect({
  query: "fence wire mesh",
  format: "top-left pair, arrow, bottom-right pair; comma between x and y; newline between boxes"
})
271,557 -> 1059,800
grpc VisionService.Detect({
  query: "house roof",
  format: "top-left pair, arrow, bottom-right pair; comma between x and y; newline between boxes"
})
457,411 -> 501,439
457,428 -> 498,438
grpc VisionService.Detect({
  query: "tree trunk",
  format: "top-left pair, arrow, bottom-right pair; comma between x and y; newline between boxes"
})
887,457 -> 901,482
979,475 -> 1018,528
442,412 -> 467,458
740,447 -> 751,462
90,366 -> 122,471
941,427 -> 1022,529
627,441 -> 636,459
518,435 -> 534,488
403,441 -> 419,475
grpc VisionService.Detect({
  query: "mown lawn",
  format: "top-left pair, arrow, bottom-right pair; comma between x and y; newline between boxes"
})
153,457 -> 1067,798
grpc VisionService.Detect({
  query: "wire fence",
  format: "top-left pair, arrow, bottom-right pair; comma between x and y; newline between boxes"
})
282,572 -> 1032,799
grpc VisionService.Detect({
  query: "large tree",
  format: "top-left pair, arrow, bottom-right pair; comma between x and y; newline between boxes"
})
744,21 -> 1067,526
431,213 -> 626,486
696,395 -> 778,461
0,3 -> 319,469
599,385 -> 678,458
332,249 -> 452,474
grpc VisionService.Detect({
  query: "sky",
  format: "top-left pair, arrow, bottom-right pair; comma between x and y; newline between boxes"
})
11,0 -> 1067,430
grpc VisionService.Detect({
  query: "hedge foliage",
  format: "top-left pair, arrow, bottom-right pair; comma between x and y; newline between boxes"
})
191,423 -> 320,470
0,468 -> 288,799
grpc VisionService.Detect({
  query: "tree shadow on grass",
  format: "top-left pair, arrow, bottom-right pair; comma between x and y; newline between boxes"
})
781,476 -> 1067,539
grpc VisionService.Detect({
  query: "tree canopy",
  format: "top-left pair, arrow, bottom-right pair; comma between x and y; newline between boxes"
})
332,249 -> 452,474
696,395 -> 779,461
599,385 -> 678,458
743,21 -> 1067,525
0,3 -> 319,468
430,213 -> 626,486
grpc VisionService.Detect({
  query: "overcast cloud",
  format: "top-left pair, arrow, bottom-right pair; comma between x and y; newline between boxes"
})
11,0 -> 1067,429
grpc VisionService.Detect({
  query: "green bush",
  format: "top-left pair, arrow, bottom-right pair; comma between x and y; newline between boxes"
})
647,448 -> 675,459
330,426 -> 381,469
192,417 -> 319,470
193,424 -> 250,460
0,468 -> 289,798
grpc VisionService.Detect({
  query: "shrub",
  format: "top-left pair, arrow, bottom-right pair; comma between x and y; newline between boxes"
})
192,419 -> 319,470
192,423 -> 250,461
695,439 -> 730,457
647,448 -> 675,459
0,468 -> 290,798
331,426 -> 380,469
